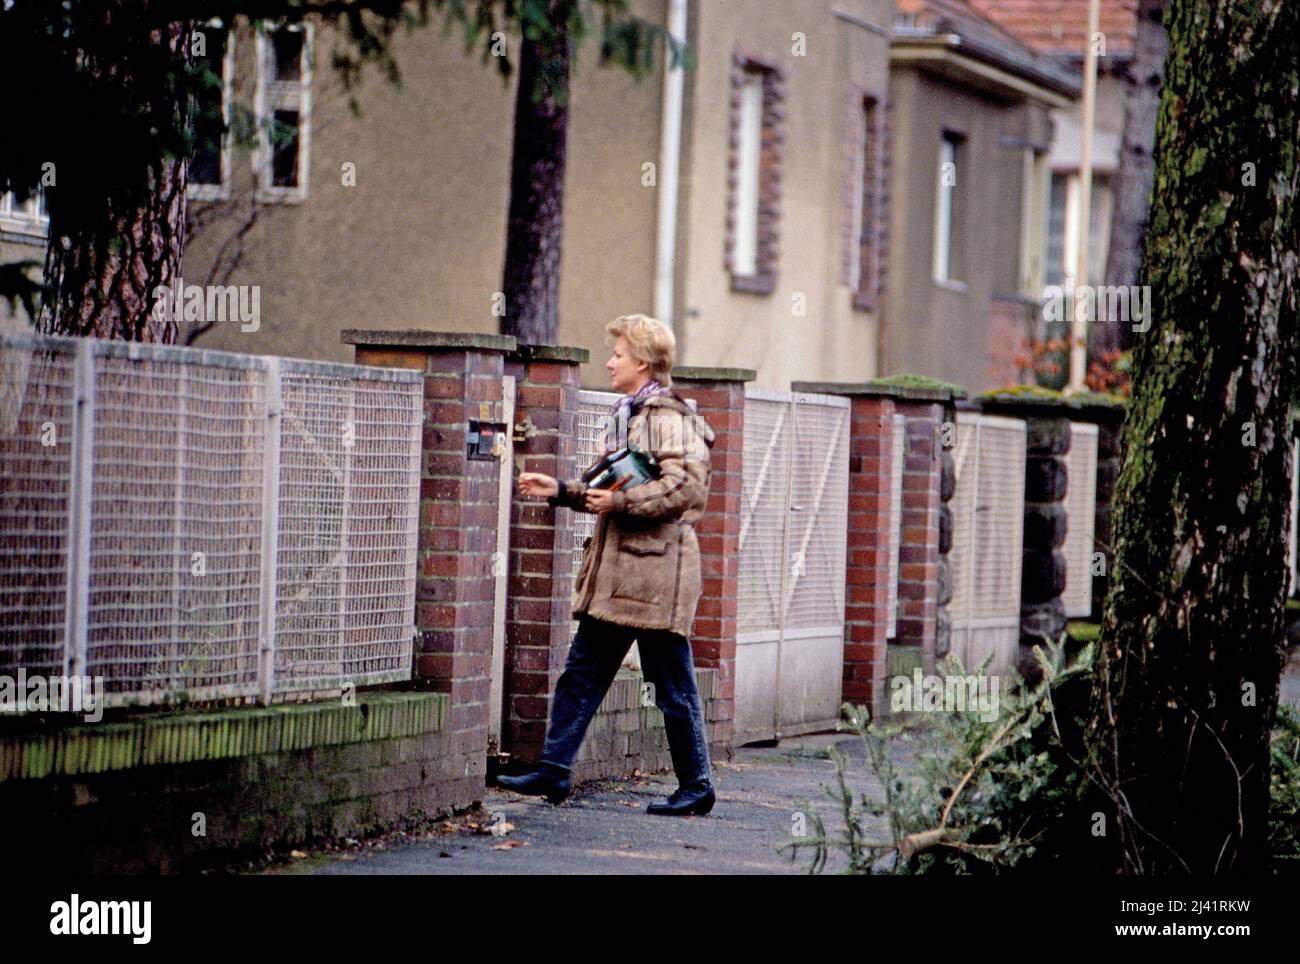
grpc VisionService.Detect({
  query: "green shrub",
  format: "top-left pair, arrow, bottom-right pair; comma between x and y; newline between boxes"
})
1271,704 -> 1300,869
784,642 -> 1300,875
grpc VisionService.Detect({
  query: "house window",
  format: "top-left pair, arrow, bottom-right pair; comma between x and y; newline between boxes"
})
845,93 -> 885,309
255,22 -> 313,202
1019,148 -> 1049,296
0,185 -> 49,239
189,21 -> 234,201
933,131 -> 966,286
1044,171 -> 1113,287
726,51 -> 785,294
1045,173 -> 1069,286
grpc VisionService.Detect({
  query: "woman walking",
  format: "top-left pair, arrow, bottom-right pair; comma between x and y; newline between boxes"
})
499,314 -> 718,816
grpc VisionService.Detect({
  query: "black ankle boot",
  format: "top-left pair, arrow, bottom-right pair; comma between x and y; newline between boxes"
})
496,763 -> 571,805
649,713 -> 714,816
647,784 -> 715,816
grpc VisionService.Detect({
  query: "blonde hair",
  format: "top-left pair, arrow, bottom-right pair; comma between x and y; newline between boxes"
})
606,313 -> 675,388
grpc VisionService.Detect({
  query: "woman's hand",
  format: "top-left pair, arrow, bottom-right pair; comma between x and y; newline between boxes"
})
518,472 -> 559,499
584,488 -> 616,513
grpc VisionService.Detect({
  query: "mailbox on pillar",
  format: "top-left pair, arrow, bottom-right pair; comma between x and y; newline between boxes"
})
466,399 -> 507,461
467,419 -> 507,461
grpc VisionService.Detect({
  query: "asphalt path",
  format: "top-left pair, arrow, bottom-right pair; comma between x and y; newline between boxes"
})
262,732 -> 905,875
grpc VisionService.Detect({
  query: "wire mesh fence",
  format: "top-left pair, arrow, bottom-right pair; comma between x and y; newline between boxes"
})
1063,421 -> 1098,618
948,412 -> 1027,675
0,332 -> 421,710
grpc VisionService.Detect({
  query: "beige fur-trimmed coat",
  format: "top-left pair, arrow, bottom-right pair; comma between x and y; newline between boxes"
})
547,392 -> 717,638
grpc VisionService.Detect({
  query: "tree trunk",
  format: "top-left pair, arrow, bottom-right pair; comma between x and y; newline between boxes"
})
37,20 -> 191,343
1094,0 -> 1298,874
1094,0 -> 1169,358
500,2 -> 573,345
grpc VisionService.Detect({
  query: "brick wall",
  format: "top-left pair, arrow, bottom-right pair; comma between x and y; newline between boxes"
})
1,693 -> 452,873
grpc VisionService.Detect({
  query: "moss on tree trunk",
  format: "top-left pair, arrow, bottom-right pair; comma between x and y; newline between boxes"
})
1093,0 -> 1299,874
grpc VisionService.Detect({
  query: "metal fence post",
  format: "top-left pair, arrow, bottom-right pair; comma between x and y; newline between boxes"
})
336,376 -> 355,691
257,357 -> 282,705
63,338 -> 95,680
772,395 -> 796,740
171,362 -> 189,657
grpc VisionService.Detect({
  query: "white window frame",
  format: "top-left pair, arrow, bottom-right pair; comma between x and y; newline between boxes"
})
0,186 -> 50,238
1053,170 -> 1115,289
733,69 -> 764,277
188,19 -> 236,202
1019,148 -> 1049,297
932,132 -> 965,289
254,20 -> 313,204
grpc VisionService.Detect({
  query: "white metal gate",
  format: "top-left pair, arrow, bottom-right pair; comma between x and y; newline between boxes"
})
948,413 -> 1026,677
736,388 -> 850,743
1062,421 -> 1098,618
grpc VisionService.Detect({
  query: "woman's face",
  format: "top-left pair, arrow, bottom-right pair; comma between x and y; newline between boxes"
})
607,334 -> 649,394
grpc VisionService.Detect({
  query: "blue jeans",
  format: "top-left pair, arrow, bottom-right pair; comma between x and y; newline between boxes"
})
540,614 -> 713,791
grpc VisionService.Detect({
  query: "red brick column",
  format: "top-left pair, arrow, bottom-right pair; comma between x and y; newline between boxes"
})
671,366 -> 756,761
501,344 -> 588,766
342,329 -> 516,802
842,395 -> 897,719
894,397 -> 946,674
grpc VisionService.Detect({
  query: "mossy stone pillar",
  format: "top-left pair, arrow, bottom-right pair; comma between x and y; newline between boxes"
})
979,393 -> 1074,679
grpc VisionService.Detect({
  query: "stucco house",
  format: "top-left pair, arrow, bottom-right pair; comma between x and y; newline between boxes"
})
2,1 -> 1144,396
884,0 -> 1080,390
170,0 -> 895,393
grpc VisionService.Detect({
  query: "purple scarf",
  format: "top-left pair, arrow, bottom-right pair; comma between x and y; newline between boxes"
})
605,378 -> 670,452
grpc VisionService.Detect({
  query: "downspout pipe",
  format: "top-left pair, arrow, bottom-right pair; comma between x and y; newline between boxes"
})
654,0 -> 688,328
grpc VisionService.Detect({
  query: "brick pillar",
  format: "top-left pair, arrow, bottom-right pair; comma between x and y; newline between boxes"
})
342,329 -> 516,802
671,366 -> 756,761
839,394 -> 897,720
894,397 -> 948,675
982,395 -> 1075,680
501,343 -> 588,767
1070,398 -> 1127,619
